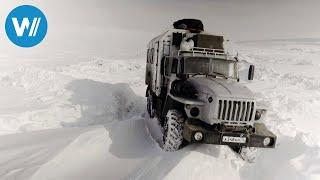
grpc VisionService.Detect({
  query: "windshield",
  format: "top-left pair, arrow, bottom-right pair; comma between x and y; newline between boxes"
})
183,58 -> 210,74
182,57 -> 237,79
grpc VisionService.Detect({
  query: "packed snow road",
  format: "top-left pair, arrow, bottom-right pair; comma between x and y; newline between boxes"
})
0,41 -> 320,179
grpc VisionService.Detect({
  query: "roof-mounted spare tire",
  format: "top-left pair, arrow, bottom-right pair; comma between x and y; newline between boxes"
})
173,19 -> 204,32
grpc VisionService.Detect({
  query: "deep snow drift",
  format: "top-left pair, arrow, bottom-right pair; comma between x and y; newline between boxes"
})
0,40 -> 320,180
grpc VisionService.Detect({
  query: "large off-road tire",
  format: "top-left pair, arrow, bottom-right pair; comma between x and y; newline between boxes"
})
147,89 -> 155,118
163,110 -> 184,152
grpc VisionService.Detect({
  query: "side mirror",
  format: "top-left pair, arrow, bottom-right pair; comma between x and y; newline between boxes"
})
248,65 -> 255,80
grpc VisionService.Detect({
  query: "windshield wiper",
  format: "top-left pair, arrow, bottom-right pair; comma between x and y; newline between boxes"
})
191,72 -> 231,79
210,72 -> 230,79
191,73 -> 208,77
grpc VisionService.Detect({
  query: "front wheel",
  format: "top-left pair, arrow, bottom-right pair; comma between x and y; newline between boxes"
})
163,110 -> 184,152
147,89 -> 155,118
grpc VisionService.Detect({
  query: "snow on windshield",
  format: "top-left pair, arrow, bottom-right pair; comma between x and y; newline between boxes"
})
184,57 -> 236,78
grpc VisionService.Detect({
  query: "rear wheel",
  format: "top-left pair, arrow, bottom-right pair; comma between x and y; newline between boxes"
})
163,110 -> 184,152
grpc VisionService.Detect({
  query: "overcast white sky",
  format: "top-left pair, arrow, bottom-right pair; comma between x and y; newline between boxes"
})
2,0 -> 320,40
1,0 -> 320,58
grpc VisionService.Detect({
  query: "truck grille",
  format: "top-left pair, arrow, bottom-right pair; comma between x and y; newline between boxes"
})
218,100 -> 255,122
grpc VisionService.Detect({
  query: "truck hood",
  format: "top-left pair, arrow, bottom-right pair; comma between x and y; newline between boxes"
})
188,77 -> 255,100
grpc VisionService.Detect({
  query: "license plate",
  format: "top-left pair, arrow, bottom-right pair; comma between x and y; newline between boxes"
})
222,136 -> 246,144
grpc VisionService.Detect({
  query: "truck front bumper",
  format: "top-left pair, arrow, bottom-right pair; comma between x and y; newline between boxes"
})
183,119 -> 276,148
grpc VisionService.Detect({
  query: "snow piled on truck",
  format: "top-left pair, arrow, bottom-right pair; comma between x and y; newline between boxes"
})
0,41 -> 320,179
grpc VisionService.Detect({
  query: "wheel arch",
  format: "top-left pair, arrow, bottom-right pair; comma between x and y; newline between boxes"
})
162,95 -> 186,120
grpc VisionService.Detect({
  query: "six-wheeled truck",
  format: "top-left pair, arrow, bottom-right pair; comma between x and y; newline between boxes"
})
145,19 -> 276,154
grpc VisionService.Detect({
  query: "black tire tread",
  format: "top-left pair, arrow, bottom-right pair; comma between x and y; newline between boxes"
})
163,110 -> 184,152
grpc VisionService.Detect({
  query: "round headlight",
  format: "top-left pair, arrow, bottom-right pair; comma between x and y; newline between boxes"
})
263,137 -> 271,146
194,132 -> 203,141
190,107 -> 200,117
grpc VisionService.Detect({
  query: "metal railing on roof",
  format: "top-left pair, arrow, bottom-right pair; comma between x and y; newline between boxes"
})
178,47 -> 229,59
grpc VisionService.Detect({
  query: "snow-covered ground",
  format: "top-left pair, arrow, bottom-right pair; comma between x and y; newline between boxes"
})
0,39 -> 320,180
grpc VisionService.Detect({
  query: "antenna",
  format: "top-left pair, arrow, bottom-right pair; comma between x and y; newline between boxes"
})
235,52 -> 239,61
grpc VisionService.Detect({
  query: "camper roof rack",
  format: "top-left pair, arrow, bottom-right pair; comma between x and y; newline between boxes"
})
178,47 -> 232,60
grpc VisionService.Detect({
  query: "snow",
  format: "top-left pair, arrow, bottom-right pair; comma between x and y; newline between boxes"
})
0,38 -> 320,179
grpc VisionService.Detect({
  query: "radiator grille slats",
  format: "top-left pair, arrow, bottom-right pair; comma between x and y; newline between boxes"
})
228,101 -> 233,120
237,102 -> 243,121
246,102 -> 251,121
232,101 -> 238,121
218,100 -> 255,123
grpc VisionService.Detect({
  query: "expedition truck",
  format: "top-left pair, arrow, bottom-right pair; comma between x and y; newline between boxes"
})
145,19 -> 276,154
